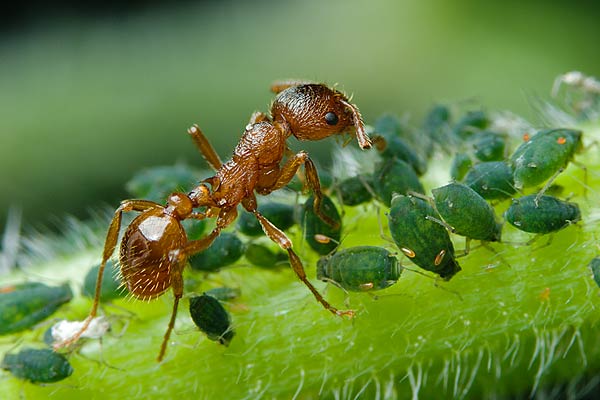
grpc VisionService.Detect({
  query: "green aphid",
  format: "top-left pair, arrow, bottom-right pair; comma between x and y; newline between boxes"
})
317,246 -> 401,292
183,218 -> 207,241
203,287 -> 241,302
237,202 -> 296,237
189,294 -> 235,346
125,164 -> 201,203
244,243 -> 289,269
450,152 -> 473,181
336,175 -> 373,206
422,104 -> 452,157
82,260 -> 124,302
372,158 -> 425,207
286,169 -> 333,192
504,195 -> 581,234
388,195 -> 461,280
431,183 -> 502,242
2,348 -> 73,383
452,110 -> 489,139
589,257 -> 600,288
189,232 -> 245,272
471,131 -> 507,162
374,114 -> 427,176
301,195 -> 342,255
0,282 -> 73,336
463,161 -> 516,200
510,128 -> 583,189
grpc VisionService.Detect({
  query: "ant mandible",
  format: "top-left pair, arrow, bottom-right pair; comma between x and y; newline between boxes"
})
55,81 -> 371,362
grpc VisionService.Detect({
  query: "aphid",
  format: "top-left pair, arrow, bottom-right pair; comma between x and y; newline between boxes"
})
588,257 -> 600,288
421,104 -> 454,159
203,287 -> 241,302
504,194 -> 581,234
463,161 -> 516,200
471,131 -> 507,162
125,164 -> 202,203
237,202 -> 296,237
82,260 -> 124,302
189,294 -> 235,346
431,182 -> 502,242
372,158 -> 425,207
317,246 -> 401,292
450,152 -> 473,181
335,175 -> 373,207
387,195 -> 461,280
2,348 -> 73,383
244,243 -> 289,269
510,128 -> 583,189
188,232 -> 245,272
56,81 -> 369,361
372,114 -> 427,176
452,110 -> 489,139
0,282 -> 73,336
301,194 -> 342,255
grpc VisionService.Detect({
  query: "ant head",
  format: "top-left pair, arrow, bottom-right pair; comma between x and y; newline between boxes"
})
271,84 -> 371,149
166,192 -> 193,219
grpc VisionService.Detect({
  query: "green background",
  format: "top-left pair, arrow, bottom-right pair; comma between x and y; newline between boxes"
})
1,0 -> 599,225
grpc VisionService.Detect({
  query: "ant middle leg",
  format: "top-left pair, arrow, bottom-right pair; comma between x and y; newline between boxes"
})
54,199 -> 162,350
250,208 -> 354,317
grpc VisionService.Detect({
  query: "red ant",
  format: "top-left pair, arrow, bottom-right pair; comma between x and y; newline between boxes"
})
54,81 -> 371,361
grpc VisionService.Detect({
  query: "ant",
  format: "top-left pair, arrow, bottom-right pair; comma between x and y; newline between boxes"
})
54,81 -> 372,362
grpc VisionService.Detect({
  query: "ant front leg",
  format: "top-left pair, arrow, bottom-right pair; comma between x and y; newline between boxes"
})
247,205 -> 354,318
188,124 -> 223,171
54,199 -> 162,351
263,151 -> 339,229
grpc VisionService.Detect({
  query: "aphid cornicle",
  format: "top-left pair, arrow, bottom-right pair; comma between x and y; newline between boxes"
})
55,81 -> 371,362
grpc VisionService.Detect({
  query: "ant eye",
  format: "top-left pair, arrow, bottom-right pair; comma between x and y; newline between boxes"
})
325,112 -> 339,126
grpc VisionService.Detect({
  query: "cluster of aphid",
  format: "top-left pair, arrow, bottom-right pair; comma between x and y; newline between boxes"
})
1,79 -> 598,384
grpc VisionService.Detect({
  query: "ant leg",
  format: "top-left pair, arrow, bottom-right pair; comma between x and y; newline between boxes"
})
54,199 -> 161,351
251,210 -> 354,318
262,151 -> 338,228
187,124 -> 223,171
157,262 -> 185,362
270,80 -> 314,93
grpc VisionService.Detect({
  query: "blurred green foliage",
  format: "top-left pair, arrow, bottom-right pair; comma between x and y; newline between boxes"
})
1,0 -> 599,227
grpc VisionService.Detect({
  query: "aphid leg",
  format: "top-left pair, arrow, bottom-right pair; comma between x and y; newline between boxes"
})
252,210 -> 354,318
535,168 -> 564,206
320,277 -> 352,308
572,160 -> 589,198
187,124 -> 223,171
54,199 -> 161,351
481,243 -> 512,269
424,215 -> 456,234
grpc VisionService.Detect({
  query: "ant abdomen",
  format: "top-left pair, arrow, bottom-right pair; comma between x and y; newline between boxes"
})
119,208 -> 187,300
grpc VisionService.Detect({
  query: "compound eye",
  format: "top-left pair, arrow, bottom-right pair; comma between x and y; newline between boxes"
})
325,112 -> 339,126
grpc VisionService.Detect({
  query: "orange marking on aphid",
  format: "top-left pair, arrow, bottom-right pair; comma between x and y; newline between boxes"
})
557,137 -> 567,145
523,133 -> 530,142
401,247 -> 416,258
434,249 -> 446,266
314,234 -> 331,244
